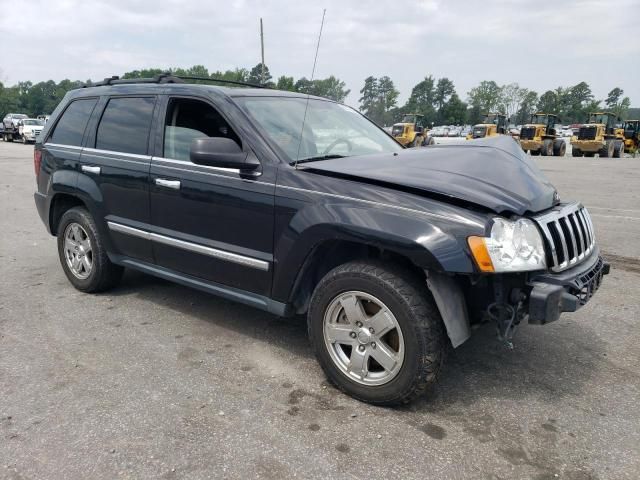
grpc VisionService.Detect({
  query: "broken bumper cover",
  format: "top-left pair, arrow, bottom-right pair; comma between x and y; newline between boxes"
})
527,248 -> 609,324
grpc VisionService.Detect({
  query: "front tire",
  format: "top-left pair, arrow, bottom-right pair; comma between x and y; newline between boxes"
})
57,207 -> 123,292
308,260 -> 445,406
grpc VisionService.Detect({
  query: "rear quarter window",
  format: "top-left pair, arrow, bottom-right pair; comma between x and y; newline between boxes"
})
49,98 -> 98,146
95,97 -> 155,155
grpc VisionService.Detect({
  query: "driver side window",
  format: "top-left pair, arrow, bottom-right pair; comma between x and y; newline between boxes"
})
163,98 -> 241,161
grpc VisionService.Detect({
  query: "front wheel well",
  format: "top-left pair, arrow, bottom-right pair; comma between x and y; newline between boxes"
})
50,194 -> 86,235
289,240 -> 426,314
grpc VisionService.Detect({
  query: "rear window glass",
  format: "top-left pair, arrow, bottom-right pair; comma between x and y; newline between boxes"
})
96,97 -> 155,155
49,98 -> 98,146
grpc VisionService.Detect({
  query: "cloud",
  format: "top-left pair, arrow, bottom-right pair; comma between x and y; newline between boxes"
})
1,0 -> 638,106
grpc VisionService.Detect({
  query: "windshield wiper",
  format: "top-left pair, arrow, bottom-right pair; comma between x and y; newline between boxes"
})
290,154 -> 346,165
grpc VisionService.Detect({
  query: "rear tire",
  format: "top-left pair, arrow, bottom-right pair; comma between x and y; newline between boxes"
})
57,207 -> 124,293
584,152 -> 595,157
553,139 -> 566,156
542,139 -> 553,156
571,147 -> 581,157
599,140 -> 614,158
613,140 -> 624,158
308,260 -> 446,406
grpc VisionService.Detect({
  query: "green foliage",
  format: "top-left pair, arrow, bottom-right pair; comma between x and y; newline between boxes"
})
358,76 -> 399,126
467,80 -> 502,116
248,63 -> 272,86
605,87 -> 631,119
0,64 -> 352,119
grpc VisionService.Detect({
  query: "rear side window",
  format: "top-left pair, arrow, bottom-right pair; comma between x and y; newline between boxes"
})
49,98 -> 98,146
96,97 -> 155,155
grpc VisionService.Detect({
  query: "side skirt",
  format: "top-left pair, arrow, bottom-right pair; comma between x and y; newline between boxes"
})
110,255 -> 292,317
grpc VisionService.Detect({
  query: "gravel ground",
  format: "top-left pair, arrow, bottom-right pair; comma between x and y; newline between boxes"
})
1,140 -> 639,480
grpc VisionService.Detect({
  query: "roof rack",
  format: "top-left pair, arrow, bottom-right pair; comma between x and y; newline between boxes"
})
82,72 -> 268,89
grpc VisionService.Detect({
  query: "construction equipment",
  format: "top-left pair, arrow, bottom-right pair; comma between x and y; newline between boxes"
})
391,114 -> 434,147
570,112 -> 625,158
622,120 -> 639,155
466,113 -> 508,140
519,113 -> 566,156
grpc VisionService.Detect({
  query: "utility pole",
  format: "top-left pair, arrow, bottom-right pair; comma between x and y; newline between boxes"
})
260,18 -> 265,85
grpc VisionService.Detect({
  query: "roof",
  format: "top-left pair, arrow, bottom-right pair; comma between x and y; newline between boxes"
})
68,82 -> 328,102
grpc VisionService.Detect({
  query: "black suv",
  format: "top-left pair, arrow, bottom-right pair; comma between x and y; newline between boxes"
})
34,75 -> 609,405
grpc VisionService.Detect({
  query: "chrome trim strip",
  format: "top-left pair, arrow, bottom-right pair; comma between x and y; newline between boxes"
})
107,222 -> 150,240
44,142 -> 83,151
84,147 -> 152,161
151,157 -> 273,186
106,221 -> 269,271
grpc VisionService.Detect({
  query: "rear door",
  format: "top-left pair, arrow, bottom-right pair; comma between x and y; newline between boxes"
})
80,95 -> 157,262
148,95 -> 275,296
41,97 -> 99,199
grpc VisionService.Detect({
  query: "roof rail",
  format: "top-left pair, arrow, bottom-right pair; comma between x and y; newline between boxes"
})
81,73 -> 268,89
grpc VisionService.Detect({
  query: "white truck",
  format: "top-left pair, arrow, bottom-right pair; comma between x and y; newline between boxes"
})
2,113 -> 28,142
18,118 -> 45,144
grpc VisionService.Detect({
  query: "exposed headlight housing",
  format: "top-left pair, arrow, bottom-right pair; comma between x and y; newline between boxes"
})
468,218 -> 546,272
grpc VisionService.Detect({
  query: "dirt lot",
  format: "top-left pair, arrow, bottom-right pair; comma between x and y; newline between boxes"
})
1,140 -> 639,479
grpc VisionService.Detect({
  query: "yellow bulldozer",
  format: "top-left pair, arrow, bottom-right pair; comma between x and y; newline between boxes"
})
623,120 -> 639,155
571,112 -> 625,158
466,113 -> 508,140
391,114 -> 435,147
519,113 -> 566,156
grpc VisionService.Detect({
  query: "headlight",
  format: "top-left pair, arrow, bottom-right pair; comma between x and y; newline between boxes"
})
468,218 -> 546,272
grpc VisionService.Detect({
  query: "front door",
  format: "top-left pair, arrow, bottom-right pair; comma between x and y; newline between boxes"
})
148,96 -> 275,297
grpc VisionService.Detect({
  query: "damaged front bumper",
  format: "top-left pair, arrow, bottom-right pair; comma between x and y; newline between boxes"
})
527,247 -> 609,324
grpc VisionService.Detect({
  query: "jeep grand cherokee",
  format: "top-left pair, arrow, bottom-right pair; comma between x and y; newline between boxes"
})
34,74 -> 608,405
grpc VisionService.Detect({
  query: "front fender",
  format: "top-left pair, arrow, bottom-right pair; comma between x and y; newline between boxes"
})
271,198 -> 484,302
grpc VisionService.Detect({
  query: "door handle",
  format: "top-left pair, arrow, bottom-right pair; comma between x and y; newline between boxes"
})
81,165 -> 101,175
155,178 -> 181,190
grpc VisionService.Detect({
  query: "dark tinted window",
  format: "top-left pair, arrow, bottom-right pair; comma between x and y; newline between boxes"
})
96,97 -> 155,155
163,98 -> 240,161
50,98 -> 98,146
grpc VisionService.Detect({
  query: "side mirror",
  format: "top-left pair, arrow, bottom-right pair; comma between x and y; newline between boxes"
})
190,137 -> 259,172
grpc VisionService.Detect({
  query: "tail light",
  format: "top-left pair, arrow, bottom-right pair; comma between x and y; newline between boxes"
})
34,149 -> 42,178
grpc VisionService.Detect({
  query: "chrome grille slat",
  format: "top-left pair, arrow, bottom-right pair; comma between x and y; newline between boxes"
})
534,203 -> 596,272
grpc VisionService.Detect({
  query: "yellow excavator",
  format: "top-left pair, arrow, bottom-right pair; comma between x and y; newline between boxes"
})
466,113 -> 508,140
391,113 -> 435,147
519,113 -> 566,156
571,112 -> 625,158
623,120 -> 639,155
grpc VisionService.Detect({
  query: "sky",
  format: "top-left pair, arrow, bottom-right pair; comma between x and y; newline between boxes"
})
1,0 -> 639,108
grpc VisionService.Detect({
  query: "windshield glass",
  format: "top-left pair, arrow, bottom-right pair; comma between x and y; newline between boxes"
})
235,97 -> 402,162
588,114 -> 611,125
530,114 -> 548,125
401,114 -> 417,123
23,119 -> 44,126
482,114 -> 500,125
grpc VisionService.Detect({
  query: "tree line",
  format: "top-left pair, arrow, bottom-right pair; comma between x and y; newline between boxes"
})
0,63 -> 634,127
359,76 -> 634,127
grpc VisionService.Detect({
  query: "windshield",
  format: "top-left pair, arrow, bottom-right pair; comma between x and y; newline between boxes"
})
401,114 -> 417,124
235,96 -> 402,162
23,119 -> 44,126
482,114 -> 500,125
530,114 -> 548,125
588,114 -> 611,125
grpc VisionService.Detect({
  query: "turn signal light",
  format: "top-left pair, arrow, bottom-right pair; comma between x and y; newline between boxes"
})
468,236 -> 495,272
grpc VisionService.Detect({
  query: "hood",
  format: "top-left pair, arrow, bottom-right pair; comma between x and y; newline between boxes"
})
302,136 -> 558,215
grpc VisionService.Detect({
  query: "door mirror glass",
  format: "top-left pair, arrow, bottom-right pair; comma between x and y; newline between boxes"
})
190,137 -> 258,171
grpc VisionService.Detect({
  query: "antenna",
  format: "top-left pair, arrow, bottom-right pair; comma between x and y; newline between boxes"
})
260,18 -> 265,85
294,8 -> 326,169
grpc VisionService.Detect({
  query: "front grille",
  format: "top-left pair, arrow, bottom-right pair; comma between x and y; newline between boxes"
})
534,203 -> 595,272
520,126 -> 536,140
472,126 -> 486,138
578,126 -> 596,140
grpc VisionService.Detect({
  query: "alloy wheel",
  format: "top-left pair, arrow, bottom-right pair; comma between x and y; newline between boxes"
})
63,222 -> 93,279
323,291 -> 405,386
